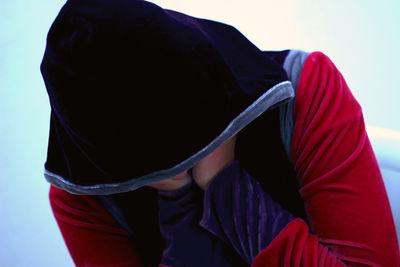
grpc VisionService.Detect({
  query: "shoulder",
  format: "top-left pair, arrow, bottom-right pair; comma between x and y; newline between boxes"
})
282,50 -> 339,90
278,50 -> 359,160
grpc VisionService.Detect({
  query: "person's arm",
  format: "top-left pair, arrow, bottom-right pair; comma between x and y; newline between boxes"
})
49,185 -> 147,267
198,159 -> 349,266
272,51 -> 399,266
193,52 -> 400,266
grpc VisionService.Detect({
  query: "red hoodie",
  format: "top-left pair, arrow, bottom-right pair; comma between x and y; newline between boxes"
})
49,51 -> 400,267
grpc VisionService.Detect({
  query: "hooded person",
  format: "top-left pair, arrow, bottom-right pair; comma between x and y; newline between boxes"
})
41,0 -> 400,266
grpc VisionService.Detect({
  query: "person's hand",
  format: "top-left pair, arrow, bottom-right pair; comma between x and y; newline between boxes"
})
147,171 -> 192,191
147,135 -> 236,191
191,135 -> 236,190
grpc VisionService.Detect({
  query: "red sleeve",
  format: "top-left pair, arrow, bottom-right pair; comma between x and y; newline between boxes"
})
49,185 -> 147,267
253,52 -> 400,266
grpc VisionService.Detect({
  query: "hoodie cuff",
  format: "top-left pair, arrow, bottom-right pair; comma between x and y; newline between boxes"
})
200,160 -> 295,264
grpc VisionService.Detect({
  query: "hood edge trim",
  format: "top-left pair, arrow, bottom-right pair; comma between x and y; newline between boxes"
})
44,80 -> 294,195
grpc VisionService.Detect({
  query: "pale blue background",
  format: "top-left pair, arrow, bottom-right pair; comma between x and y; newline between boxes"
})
1,0 -> 399,266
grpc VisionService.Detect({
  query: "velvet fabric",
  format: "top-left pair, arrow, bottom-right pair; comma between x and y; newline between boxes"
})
200,160 -> 295,264
156,160 -> 297,267
157,181 -> 246,267
49,51 -> 400,266
252,52 -> 400,266
40,0 -> 291,192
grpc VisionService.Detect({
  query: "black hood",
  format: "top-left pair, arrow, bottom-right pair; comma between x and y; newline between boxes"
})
41,0 -> 294,194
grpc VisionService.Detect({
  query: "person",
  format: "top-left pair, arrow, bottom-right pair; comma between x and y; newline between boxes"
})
41,0 -> 400,266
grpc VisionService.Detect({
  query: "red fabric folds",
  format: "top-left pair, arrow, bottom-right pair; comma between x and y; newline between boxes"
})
253,219 -> 346,267
253,52 -> 400,266
49,185 -> 146,267
49,51 -> 400,266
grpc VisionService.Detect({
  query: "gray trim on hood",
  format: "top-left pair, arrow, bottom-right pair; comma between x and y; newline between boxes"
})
45,80 -> 294,195
280,50 -> 310,160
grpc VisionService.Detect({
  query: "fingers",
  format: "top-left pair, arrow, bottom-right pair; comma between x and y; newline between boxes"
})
147,171 -> 193,191
192,135 -> 236,190
147,135 -> 236,191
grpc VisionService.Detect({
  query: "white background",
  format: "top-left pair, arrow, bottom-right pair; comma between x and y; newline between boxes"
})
1,0 -> 399,266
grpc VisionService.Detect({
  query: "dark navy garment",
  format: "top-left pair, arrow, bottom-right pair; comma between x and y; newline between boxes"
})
40,0 -> 293,195
201,161 -> 295,264
157,161 -> 295,266
157,183 -> 245,267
